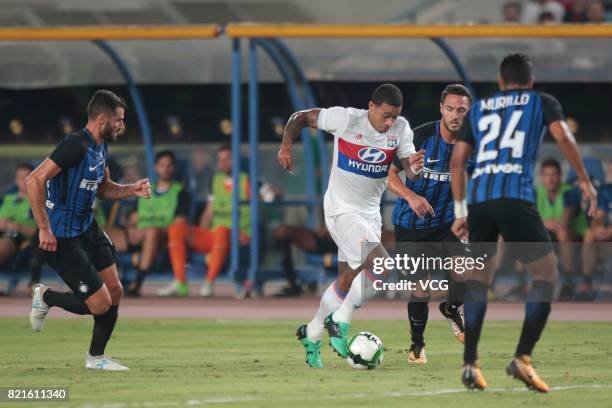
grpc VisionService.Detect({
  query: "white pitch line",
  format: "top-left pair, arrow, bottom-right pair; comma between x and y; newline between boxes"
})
407,383 -> 612,397
72,396 -> 259,408
59,384 -> 612,408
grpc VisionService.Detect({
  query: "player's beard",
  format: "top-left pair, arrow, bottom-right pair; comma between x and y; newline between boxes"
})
101,123 -> 117,143
442,118 -> 460,134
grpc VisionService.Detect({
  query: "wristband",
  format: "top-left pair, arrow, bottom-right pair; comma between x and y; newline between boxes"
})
454,199 -> 468,219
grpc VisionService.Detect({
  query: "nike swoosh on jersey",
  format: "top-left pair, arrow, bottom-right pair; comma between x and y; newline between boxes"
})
89,162 -> 104,171
426,158 -> 441,163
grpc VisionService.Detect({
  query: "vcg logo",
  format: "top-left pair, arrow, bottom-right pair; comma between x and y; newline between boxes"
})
357,147 -> 387,164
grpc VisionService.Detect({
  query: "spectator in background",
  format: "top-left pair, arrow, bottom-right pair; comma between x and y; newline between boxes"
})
502,1 -> 523,22
586,0 -> 606,22
564,0 -> 590,22
190,149 -> 215,203
535,158 -> 576,298
158,144 -> 249,298
538,10 -> 557,23
0,164 -> 38,292
522,0 -> 565,23
126,150 -> 190,296
272,224 -> 337,297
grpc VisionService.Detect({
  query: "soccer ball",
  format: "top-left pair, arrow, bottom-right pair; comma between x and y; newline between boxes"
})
346,331 -> 384,370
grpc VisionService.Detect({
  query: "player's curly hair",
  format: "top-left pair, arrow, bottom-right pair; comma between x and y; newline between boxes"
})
371,83 -> 403,107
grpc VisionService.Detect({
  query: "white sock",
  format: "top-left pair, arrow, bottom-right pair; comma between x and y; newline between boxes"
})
306,281 -> 345,342
332,271 -> 377,324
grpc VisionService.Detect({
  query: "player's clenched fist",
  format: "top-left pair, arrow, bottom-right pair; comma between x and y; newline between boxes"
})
278,145 -> 294,172
132,178 -> 151,199
409,149 -> 425,173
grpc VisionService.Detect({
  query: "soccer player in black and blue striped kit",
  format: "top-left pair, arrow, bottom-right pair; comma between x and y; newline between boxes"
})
388,84 -> 473,364
26,90 -> 151,371
450,53 -> 598,392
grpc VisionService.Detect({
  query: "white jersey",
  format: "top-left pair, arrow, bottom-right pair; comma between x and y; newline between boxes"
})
318,106 -> 416,217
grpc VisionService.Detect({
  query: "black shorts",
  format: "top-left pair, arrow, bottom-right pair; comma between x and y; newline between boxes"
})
394,223 -> 468,257
394,223 -> 469,281
40,220 -> 117,299
468,198 -> 553,263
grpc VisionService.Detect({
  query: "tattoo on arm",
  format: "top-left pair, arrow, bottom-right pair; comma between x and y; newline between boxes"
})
96,167 -> 133,200
97,180 -> 133,200
281,109 -> 320,147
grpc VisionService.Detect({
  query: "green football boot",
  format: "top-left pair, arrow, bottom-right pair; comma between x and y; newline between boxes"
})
324,314 -> 350,358
296,325 -> 324,368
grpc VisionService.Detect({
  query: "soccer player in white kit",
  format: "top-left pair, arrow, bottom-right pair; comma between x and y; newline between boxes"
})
278,84 -> 425,367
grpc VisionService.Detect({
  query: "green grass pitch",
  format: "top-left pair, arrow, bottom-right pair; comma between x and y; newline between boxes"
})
1,318 -> 611,407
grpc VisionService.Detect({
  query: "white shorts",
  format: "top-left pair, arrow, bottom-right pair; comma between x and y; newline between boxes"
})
325,211 -> 382,270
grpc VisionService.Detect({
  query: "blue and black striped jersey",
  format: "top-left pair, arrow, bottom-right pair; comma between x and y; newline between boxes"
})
46,129 -> 107,238
392,121 -> 474,230
458,89 -> 564,205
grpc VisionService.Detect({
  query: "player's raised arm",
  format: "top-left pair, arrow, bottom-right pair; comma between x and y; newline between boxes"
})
97,166 -> 151,200
395,121 -> 424,181
399,150 -> 425,180
25,158 -> 63,251
387,163 -> 434,218
277,108 -> 322,172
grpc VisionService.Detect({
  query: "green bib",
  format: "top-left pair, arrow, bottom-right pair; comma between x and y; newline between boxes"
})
536,184 -> 572,221
0,193 -> 35,228
212,172 -> 251,235
94,200 -> 107,227
536,183 -> 588,236
137,182 -> 183,228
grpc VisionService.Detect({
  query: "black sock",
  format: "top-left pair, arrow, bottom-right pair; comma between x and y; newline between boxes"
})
463,280 -> 488,365
89,305 -> 119,357
408,296 -> 429,345
42,289 -> 90,315
29,267 -> 42,286
29,249 -> 45,285
447,280 -> 466,310
515,281 -> 553,357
